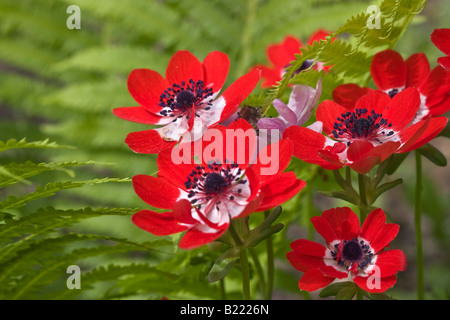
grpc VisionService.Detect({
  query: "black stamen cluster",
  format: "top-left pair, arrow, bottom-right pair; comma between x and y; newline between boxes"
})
332,108 -> 394,146
330,238 -> 374,271
159,79 -> 214,119
184,161 -> 246,207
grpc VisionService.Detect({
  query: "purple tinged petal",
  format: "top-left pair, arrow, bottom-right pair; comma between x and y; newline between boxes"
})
257,117 -> 286,131
272,99 -> 297,125
291,78 -> 322,125
307,120 -> 323,133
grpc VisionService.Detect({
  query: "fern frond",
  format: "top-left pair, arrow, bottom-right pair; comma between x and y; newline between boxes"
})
0,138 -> 73,153
5,236 -> 172,300
0,178 -> 131,211
0,160 -> 109,188
0,206 -> 136,244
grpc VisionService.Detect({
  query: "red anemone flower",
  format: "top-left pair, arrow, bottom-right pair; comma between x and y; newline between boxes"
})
283,88 -> 448,174
332,49 -> 450,123
113,50 -> 260,154
253,29 -> 332,88
431,28 -> 450,70
131,119 -> 306,249
287,207 -> 407,293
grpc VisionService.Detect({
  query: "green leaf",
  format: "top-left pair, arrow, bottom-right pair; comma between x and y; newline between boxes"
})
373,178 -> 403,202
246,206 -> 284,247
417,144 -> 447,167
207,248 -> 239,283
385,152 -> 409,175
319,281 -> 356,298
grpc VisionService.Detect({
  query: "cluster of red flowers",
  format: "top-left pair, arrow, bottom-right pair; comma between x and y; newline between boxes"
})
114,29 -> 449,294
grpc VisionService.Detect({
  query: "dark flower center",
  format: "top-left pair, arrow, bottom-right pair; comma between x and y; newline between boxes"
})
331,238 -> 374,272
159,79 -> 214,119
285,59 -> 314,77
332,108 -> 394,145
352,118 -> 372,138
176,90 -> 196,109
298,59 -> 314,73
203,172 -> 227,194
342,239 -> 363,261
387,88 -> 400,98
184,161 -> 247,209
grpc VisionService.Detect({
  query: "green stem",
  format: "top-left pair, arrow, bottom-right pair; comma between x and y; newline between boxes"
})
228,220 -> 251,300
265,211 -> 274,300
240,248 -> 251,300
249,248 -> 266,298
415,151 -> 424,300
358,173 -> 369,221
219,278 -> 227,300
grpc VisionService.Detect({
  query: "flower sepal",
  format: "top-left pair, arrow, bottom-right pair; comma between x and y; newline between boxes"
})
207,247 -> 240,283
245,206 -> 284,248
319,281 -> 395,300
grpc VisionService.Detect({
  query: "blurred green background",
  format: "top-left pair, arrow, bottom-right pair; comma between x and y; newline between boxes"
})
0,0 -> 449,299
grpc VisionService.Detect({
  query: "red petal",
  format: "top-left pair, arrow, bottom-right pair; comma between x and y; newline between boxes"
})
405,53 -> 430,88
219,68 -> 261,122
179,225 -> 228,250
384,87 -> 421,130
202,51 -> 230,94
198,118 -> 256,168
360,208 -> 387,241
156,146 -> 198,190
370,223 -> 400,253
172,199 -> 197,225
287,239 -> 327,272
113,107 -> 167,125
353,274 -> 398,293
353,90 -> 391,118
307,29 -> 332,45
420,66 -> 450,105
321,207 -> 360,241
398,116 -> 448,153
132,209 -> 188,236
320,265 -> 348,279
316,99 -> 350,136
165,50 -> 204,86
347,141 -> 400,174
298,268 -> 335,292
251,139 -> 294,184
370,49 -> 407,91
255,65 -> 282,88
283,126 -> 341,170
332,84 -> 372,109
127,69 -> 168,113
431,28 -> 450,56
437,56 -> 450,70
374,249 -> 407,276
428,95 -> 450,117
256,172 -> 306,212
311,215 -> 338,244
132,174 -> 180,210
267,35 -> 302,68
125,129 -> 176,154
